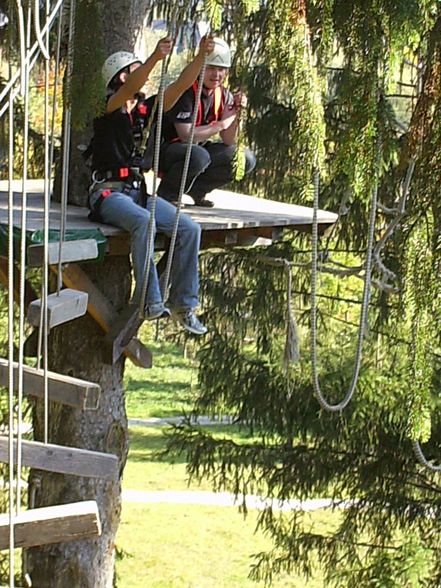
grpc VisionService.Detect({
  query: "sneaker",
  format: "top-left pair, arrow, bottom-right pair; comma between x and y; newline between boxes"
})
173,309 -> 208,335
145,302 -> 171,321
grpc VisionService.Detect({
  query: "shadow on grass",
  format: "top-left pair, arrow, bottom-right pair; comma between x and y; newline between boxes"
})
125,379 -> 190,393
128,425 -> 257,466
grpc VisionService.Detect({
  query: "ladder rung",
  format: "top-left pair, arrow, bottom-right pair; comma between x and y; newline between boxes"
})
0,358 -> 100,409
0,500 -> 101,550
27,239 -> 99,267
0,437 -> 119,480
27,288 -> 88,328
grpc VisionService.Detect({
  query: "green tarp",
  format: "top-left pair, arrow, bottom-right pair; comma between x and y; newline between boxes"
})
0,226 -> 107,264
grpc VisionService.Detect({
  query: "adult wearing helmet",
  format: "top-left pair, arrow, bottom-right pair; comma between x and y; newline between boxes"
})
159,37 -> 256,207
88,36 -> 214,336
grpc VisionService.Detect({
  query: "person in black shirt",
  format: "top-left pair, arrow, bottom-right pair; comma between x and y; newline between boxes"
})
88,36 -> 214,335
158,37 -> 256,207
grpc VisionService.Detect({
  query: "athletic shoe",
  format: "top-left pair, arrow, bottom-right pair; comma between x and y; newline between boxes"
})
173,309 -> 208,335
145,302 -> 171,321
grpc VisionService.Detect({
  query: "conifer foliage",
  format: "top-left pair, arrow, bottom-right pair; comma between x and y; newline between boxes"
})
163,1 -> 441,585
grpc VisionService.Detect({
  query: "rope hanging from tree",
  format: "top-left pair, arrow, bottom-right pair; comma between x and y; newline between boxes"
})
310,148 -> 379,412
160,54 -> 209,306
138,4 -> 188,318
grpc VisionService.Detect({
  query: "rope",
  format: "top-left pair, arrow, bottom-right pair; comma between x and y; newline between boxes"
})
161,56 -> 209,306
57,0 -> 76,293
310,151 -> 379,411
412,440 -> 441,473
283,263 -> 300,370
138,5 -> 187,317
138,58 -> 168,317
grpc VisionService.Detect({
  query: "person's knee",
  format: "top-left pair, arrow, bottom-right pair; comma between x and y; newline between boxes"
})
190,146 -> 211,174
131,209 -> 152,232
180,217 -> 201,241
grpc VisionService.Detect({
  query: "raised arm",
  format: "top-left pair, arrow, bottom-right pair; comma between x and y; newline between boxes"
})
106,38 -> 173,113
163,36 -> 215,112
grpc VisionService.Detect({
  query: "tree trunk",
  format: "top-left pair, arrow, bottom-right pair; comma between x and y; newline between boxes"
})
26,258 -> 132,588
26,1 -> 152,584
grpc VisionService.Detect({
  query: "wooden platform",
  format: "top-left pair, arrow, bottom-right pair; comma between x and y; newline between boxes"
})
0,179 -> 338,254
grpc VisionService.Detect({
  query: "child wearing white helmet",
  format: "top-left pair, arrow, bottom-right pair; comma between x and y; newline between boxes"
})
159,37 -> 256,207
88,36 -> 214,336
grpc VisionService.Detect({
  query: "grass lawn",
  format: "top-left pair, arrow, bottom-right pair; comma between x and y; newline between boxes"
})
125,337 -> 198,420
117,339 -> 329,587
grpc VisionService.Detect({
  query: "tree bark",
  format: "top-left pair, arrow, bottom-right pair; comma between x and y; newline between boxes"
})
26,257 -> 132,588
26,2 -> 152,584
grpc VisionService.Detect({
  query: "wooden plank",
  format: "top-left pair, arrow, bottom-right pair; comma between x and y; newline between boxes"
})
0,500 -> 101,550
27,289 -> 88,328
61,264 -> 152,368
0,437 -> 118,480
102,304 -> 143,365
126,337 -> 153,369
0,358 -> 100,410
27,239 -> 99,267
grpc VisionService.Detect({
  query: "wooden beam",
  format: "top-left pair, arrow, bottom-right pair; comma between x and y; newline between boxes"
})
0,501 -> 101,550
0,437 -> 118,480
61,264 -> 152,368
0,358 -> 100,410
102,304 -> 143,365
27,239 -> 99,267
27,289 -> 89,329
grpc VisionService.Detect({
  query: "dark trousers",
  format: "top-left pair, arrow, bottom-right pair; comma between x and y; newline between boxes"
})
158,141 -> 256,202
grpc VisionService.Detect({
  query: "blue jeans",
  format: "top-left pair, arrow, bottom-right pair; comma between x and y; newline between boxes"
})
89,188 -> 201,310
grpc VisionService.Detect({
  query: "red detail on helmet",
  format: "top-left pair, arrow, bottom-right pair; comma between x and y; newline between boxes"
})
101,189 -> 112,197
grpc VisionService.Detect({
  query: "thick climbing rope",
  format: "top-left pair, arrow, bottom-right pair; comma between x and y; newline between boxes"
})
412,440 -> 441,473
138,4 -> 196,317
160,56 -> 209,307
138,57 -> 169,318
310,150 -> 379,412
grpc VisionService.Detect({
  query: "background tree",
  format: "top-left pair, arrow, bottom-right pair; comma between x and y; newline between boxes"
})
167,1 -> 441,586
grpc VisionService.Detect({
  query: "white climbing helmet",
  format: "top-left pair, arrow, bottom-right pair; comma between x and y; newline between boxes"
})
206,38 -> 231,68
102,51 -> 141,87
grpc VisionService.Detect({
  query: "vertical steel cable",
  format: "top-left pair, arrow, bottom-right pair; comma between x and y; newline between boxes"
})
16,0 -> 33,517
0,0 -> 65,116
57,0 -> 75,293
161,57 -> 208,306
7,5 -> 16,583
34,0 -> 51,444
